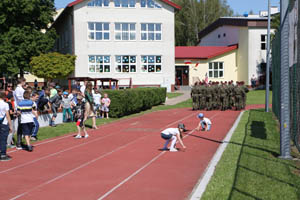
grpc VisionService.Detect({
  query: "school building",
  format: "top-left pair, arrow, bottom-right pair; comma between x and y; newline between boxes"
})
52,0 -> 181,92
175,16 -> 275,87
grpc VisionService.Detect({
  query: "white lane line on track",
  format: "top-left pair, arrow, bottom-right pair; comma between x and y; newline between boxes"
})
9,111 -> 197,200
97,112 -> 219,200
2,111 -> 195,174
7,117 -> 137,154
9,135 -> 149,200
7,109 -> 185,154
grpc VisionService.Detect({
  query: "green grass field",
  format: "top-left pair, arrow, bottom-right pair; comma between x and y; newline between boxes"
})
201,109 -> 300,200
246,90 -> 272,105
166,92 -> 183,99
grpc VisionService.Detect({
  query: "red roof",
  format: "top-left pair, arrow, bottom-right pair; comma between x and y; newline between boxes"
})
175,45 -> 238,59
67,0 -> 181,10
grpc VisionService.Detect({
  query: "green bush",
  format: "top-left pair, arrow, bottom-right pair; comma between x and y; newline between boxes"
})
103,87 -> 167,118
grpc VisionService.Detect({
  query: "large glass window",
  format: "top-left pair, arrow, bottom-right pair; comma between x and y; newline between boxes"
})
114,0 -> 136,7
141,23 -> 162,41
209,62 -> 224,78
116,56 -> 136,72
140,0 -> 161,8
141,56 -> 162,73
88,56 -> 111,73
88,22 -> 110,40
88,0 -> 109,7
115,23 -> 136,40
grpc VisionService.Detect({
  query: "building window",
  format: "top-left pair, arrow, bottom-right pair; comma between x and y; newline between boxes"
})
223,33 -> 226,37
116,56 -> 136,72
141,56 -> 162,72
218,34 -> 221,38
114,0 -> 136,7
261,35 -> 267,50
88,22 -> 110,40
208,62 -> 224,78
141,0 -> 161,8
88,56 -> 111,73
88,0 -> 109,7
141,23 -> 162,41
115,23 -> 136,40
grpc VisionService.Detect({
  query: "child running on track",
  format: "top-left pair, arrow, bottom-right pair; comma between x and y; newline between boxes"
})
195,113 -> 212,131
161,123 -> 186,152
74,95 -> 88,139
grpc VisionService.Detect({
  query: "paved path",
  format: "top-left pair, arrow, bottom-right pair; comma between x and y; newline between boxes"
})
165,90 -> 191,105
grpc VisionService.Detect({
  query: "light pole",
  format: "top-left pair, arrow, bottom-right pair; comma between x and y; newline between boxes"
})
265,0 -> 271,112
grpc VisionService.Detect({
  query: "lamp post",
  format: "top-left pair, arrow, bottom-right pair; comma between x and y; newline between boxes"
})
265,0 -> 271,112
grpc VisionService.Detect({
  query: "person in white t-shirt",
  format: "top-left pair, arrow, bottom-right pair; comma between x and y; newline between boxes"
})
161,123 -> 187,152
93,89 -> 101,118
0,91 -> 13,161
196,113 -> 212,131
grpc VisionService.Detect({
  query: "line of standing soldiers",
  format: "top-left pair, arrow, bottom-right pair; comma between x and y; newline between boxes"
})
191,81 -> 249,111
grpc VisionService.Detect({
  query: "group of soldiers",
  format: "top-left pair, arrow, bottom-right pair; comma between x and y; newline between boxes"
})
191,81 -> 249,111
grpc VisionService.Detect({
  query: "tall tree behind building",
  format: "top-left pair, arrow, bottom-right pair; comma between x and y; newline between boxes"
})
174,0 -> 233,46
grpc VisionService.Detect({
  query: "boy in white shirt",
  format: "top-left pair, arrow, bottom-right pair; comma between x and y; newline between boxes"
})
161,123 -> 187,152
196,113 -> 212,131
0,91 -> 13,161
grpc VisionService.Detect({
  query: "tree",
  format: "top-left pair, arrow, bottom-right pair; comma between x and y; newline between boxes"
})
0,0 -> 57,77
174,0 -> 233,46
30,52 -> 76,80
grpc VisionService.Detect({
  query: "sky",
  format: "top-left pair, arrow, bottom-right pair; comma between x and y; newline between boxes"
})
55,0 -> 281,15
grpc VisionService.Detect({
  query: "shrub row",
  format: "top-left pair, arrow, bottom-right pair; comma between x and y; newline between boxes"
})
103,87 -> 166,118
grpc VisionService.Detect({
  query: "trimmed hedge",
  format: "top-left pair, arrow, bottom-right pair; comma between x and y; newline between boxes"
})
103,87 -> 166,118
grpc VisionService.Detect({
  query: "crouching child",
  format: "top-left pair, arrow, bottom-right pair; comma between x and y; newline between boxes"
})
161,123 -> 186,152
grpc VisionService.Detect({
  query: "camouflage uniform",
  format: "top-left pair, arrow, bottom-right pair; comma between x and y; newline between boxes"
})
212,84 -> 220,110
219,84 -> 227,111
199,84 -> 206,110
228,82 -> 235,109
234,85 -> 243,110
241,83 -> 249,109
206,85 -> 213,111
191,86 -> 198,110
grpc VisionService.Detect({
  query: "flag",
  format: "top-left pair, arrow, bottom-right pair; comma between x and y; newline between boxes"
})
195,63 -> 199,67
205,73 -> 208,84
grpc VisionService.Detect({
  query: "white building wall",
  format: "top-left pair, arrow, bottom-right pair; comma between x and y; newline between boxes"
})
73,1 -> 175,91
248,28 -> 269,85
198,26 -> 239,46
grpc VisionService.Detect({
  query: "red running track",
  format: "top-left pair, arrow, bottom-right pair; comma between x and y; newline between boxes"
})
0,108 -> 240,200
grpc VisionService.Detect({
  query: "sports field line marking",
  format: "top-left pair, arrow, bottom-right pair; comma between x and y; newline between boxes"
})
9,111 -> 196,200
9,135 -> 149,200
2,111 -> 194,174
0,129 -> 126,174
188,111 -> 243,200
7,117 -> 137,154
97,112 -> 219,200
7,109 -> 181,154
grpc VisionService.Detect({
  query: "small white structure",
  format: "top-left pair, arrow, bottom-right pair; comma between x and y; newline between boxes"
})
198,17 -> 275,85
52,0 -> 181,92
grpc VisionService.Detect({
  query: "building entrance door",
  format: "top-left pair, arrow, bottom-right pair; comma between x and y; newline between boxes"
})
175,66 -> 189,86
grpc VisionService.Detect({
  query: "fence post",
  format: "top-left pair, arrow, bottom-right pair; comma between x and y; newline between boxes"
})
279,0 -> 292,159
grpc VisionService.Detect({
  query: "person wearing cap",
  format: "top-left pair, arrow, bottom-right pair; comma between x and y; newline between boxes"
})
61,91 -> 73,123
161,123 -> 187,152
196,113 -> 212,131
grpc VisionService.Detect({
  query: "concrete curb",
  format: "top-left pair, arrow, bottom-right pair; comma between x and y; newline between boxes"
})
188,111 -> 245,200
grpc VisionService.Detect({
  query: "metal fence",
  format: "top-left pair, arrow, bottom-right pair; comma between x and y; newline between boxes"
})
272,0 -> 299,153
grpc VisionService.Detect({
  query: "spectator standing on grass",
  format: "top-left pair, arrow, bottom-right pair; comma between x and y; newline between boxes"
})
84,82 -> 97,129
74,95 -> 88,139
17,91 -> 35,152
0,91 -> 13,161
30,93 -> 39,141
61,91 -> 73,122
101,93 -> 111,119
6,93 -> 16,148
251,74 -> 257,89
49,89 -> 62,127
34,79 -> 38,90
14,78 -> 26,149
5,83 -> 13,100
93,89 -> 101,118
